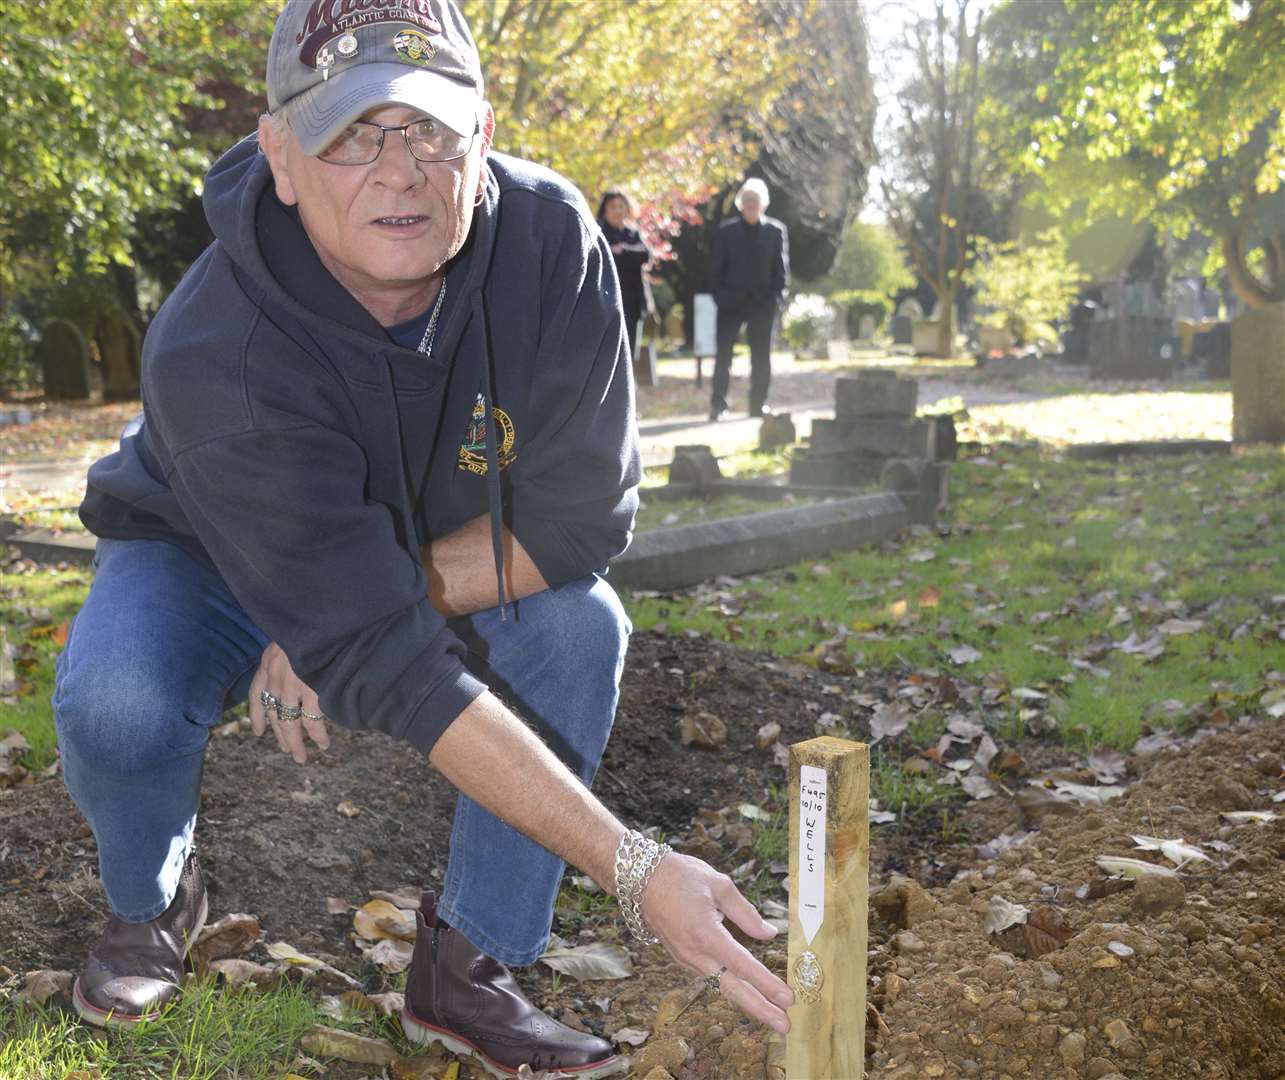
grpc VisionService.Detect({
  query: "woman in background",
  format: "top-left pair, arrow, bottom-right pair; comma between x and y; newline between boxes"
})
597,190 -> 652,359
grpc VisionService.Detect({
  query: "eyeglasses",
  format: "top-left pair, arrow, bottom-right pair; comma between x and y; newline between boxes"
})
316,116 -> 478,166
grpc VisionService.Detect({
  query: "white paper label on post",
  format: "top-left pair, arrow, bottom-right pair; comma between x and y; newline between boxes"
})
798,764 -> 827,945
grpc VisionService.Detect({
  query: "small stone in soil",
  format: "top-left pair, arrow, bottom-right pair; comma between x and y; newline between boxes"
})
1132,873 -> 1185,914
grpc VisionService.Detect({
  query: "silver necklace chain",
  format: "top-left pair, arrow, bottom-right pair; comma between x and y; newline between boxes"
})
416,276 -> 447,358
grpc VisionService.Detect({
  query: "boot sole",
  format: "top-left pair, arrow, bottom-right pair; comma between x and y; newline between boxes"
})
72,891 -> 209,1029
401,1005 -> 626,1079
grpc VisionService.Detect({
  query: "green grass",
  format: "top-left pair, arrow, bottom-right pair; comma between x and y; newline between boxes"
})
623,445 -> 1285,749
0,979 -> 340,1079
641,444 -> 796,491
2,564 -> 95,771
871,756 -> 964,815
635,491 -> 820,533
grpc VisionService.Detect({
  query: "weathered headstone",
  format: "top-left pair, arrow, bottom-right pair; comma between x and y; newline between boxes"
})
632,341 -> 656,388
1230,301 -> 1285,444
37,319 -> 91,400
810,416 -> 936,458
891,315 -> 912,345
790,450 -> 885,489
923,413 -> 958,461
911,319 -> 943,357
881,457 -> 949,522
896,297 -> 924,321
1088,316 -> 1174,379
759,412 -> 796,450
857,314 -> 875,343
94,309 -> 141,401
1194,322 -> 1231,377
668,444 -> 721,487
833,371 -> 917,418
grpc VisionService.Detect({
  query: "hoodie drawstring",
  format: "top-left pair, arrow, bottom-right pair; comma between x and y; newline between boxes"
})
472,292 -> 508,621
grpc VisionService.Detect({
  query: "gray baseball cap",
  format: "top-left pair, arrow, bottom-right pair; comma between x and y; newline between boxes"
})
267,0 -> 484,156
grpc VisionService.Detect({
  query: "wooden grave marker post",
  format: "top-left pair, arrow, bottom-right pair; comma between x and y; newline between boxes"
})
786,736 -> 870,1079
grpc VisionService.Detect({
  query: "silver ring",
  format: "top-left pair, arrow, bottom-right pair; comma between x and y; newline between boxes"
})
703,966 -> 726,996
300,708 -> 325,722
259,689 -> 280,712
275,702 -> 302,724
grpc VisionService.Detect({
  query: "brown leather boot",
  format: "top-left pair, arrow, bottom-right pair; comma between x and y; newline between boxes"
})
402,891 -> 624,1079
73,852 -> 208,1027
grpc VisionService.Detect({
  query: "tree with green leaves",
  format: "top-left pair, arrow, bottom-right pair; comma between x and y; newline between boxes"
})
984,0 -> 1285,307
816,220 -> 914,332
0,0 -> 265,289
879,0 -> 997,358
458,0 -> 805,203
966,228 -> 1085,347
0,0 -> 267,379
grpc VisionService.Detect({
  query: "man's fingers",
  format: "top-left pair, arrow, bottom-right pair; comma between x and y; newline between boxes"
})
248,668 -> 268,736
718,970 -> 790,1034
285,716 -> 309,764
302,715 -> 329,751
715,874 -> 779,941
301,690 -> 330,749
709,922 -> 795,1012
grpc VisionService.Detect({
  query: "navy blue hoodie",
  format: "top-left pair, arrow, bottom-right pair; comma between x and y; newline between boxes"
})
79,134 -> 641,752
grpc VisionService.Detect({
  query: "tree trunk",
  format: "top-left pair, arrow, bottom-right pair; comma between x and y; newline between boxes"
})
936,291 -> 955,358
1221,228 -> 1285,309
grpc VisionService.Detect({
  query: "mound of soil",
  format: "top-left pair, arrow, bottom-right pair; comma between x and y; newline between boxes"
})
0,631 -> 978,977
2,630 -> 1280,1080
644,718 -> 1284,1080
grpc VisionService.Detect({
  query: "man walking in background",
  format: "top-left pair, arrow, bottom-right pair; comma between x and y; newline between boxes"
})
709,177 -> 789,420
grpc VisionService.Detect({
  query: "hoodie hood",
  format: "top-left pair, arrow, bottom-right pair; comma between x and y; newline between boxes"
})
81,139 -> 639,755
201,132 -> 500,356
203,133 -> 511,610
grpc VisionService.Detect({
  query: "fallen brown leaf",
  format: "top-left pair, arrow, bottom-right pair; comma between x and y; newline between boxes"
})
18,968 -> 72,1005
191,913 -> 261,968
208,957 -> 279,989
354,899 -> 417,942
300,1025 -> 398,1066
1023,906 -> 1075,956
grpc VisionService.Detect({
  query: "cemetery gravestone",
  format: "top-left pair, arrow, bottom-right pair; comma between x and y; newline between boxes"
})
912,318 -> 943,357
759,412 -> 796,450
668,444 -> 722,488
1230,301 -> 1285,444
791,371 -> 949,504
38,319 -> 92,400
94,309 -> 141,401
857,314 -> 876,343
1088,316 -> 1174,379
632,342 -> 656,388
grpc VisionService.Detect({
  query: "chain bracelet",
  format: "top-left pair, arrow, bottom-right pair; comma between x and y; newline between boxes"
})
614,829 -> 672,945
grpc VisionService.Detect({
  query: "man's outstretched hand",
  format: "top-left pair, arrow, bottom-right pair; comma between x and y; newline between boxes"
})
248,642 -> 330,764
640,851 -> 795,1033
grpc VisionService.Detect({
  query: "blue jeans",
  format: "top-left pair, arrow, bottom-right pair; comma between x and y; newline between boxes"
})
54,537 -> 630,967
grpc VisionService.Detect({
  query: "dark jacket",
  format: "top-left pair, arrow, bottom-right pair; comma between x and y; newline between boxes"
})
598,221 -> 649,325
79,135 -> 641,754
712,215 -> 789,316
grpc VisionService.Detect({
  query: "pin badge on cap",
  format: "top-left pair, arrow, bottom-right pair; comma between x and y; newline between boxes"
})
336,33 -> 358,58
316,45 -> 335,80
394,29 -> 437,66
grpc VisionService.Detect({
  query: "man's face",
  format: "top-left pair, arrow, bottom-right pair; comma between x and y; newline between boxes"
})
259,102 -> 493,322
740,191 -> 763,225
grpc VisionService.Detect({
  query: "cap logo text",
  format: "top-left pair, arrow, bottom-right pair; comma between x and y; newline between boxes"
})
295,0 -> 442,69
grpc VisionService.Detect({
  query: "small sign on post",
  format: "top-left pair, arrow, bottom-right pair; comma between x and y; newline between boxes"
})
787,736 -> 870,1080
